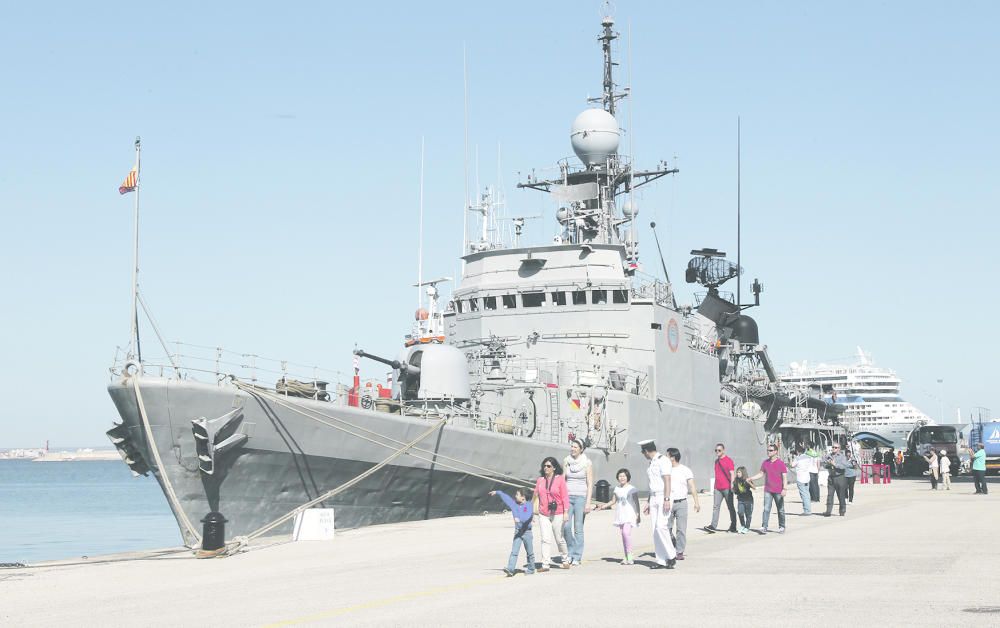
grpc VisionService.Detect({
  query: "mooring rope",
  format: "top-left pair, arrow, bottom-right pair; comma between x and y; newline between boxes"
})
235,382 -> 534,490
132,374 -> 202,544
229,414 -> 451,550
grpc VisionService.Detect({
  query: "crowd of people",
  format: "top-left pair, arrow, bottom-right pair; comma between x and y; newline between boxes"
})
488,437 -> 860,576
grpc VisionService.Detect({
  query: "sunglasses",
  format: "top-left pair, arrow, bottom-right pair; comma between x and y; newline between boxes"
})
715,449 -> 723,453
767,449 -> 777,452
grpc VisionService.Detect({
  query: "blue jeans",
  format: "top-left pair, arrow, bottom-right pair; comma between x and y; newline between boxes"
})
737,499 -> 753,529
762,492 -> 785,529
507,528 -> 535,573
796,481 -> 811,514
564,495 -> 587,562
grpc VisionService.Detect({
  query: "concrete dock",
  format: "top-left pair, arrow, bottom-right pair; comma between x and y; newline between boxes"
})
2,476 -> 996,626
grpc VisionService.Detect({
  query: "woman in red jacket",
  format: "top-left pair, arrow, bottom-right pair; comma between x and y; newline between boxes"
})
534,456 -> 570,570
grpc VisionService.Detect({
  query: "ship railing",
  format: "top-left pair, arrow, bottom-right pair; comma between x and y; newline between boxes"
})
472,356 -> 650,399
630,272 -> 675,307
108,341 -> 357,403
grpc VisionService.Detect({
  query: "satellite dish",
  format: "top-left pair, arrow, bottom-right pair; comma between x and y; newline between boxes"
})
570,109 -> 620,167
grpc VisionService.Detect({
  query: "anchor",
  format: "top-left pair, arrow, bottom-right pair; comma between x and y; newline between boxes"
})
191,407 -> 248,475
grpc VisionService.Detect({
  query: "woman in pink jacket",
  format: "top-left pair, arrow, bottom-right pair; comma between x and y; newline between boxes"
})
534,456 -> 570,570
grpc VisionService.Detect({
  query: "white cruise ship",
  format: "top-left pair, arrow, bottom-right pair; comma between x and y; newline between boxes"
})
780,347 -> 933,449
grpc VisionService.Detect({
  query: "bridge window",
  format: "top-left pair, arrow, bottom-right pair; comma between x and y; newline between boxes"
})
502,295 -> 517,309
613,289 -> 628,304
469,298 -> 479,312
572,290 -> 587,305
592,290 -> 607,305
551,291 -> 567,306
484,296 -> 497,311
522,292 -> 545,308
454,300 -> 463,313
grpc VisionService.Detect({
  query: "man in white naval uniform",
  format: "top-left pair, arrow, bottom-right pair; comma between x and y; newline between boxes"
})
639,440 -> 677,569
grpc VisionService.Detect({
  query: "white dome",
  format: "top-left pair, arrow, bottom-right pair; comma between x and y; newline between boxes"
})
570,108 -> 619,167
621,202 -> 637,219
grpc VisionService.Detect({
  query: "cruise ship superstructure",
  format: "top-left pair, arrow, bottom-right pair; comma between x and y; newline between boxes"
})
781,348 -> 933,449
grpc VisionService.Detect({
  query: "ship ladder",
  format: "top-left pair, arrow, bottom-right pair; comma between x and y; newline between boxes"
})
548,388 -> 561,442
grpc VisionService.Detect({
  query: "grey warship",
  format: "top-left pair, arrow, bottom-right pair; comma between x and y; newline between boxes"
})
106,15 -> 837,547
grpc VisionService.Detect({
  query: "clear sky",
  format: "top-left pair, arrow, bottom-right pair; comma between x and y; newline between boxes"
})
1,1 -> 997,446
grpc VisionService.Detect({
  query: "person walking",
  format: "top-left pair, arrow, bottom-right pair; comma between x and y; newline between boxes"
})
844,450 -> 860,503
882,448 -> 895,478
970,443 -> 988,494
924,449 -> 939,490
639,440 -> 677,569
822,443 -> 849,516
489,488 -> 535,576
732,466 -> 755,534
596,468 -> 640,564
665,447 -> 700,560
806,442 -> 821,503
562,439 -> 593,566
705,443 -> 737,533
790,445 -> 813,515
533,456 -> 570,571
939,450 -> 952,491
749,444 -> 788,533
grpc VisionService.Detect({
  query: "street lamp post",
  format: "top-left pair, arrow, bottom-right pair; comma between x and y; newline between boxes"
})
936,378 -> 944,423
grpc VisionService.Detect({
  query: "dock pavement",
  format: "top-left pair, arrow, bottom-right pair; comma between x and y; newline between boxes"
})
1,475 -> 996,627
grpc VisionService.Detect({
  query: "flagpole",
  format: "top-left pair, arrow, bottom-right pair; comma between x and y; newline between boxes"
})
130,136 -> 142,364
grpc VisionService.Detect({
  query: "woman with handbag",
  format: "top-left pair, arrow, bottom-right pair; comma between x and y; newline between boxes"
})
534,456 -> 570,571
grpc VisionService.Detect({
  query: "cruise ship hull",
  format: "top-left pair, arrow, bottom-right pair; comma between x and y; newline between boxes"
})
108,375 -> 766,546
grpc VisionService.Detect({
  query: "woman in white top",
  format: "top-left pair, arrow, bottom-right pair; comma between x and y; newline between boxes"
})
597,468 -> 640,564
562,439 -> 593,566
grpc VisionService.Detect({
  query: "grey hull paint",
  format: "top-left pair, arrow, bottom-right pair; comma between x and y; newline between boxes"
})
108,376 -> 766,545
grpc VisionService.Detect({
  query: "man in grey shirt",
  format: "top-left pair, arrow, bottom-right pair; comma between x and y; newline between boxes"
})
822,443 -> 850,517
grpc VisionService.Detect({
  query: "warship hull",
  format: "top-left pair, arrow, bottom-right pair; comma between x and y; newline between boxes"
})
108,375 -> 766,545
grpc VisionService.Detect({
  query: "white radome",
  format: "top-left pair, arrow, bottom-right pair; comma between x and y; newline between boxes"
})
570,108 -> 620,167
622,202 -> 637,219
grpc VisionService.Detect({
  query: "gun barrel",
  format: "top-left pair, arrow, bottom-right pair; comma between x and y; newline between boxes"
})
353,349 -> 404,371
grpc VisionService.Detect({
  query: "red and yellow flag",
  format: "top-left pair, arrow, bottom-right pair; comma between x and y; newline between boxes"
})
119,167 -> 137,195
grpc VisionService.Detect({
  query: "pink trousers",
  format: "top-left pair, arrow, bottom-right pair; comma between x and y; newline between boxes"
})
619,523 -> 634,556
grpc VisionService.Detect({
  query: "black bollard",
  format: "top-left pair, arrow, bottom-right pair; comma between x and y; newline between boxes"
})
201,511 -> 227,551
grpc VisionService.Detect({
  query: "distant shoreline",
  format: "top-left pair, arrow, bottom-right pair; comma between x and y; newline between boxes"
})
0,450 -> 121,462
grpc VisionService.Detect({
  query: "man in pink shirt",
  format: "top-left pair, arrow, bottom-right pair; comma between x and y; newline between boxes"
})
749,444 -> 788,534
705,443 -> 737,533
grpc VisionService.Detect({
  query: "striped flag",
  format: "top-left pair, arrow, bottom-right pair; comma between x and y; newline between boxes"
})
119,167 -> 137,195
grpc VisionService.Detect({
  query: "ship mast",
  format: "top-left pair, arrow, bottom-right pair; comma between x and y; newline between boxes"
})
516,14 -> 677,253
594,16 -> 628,116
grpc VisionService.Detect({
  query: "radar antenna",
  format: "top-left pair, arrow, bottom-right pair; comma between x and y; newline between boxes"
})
685,248 -> 741,290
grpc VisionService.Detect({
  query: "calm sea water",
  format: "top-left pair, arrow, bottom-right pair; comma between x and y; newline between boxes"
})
0,460 -> 181,563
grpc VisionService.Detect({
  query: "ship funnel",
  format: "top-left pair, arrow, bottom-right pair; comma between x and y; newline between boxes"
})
570,108 -> 620,167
